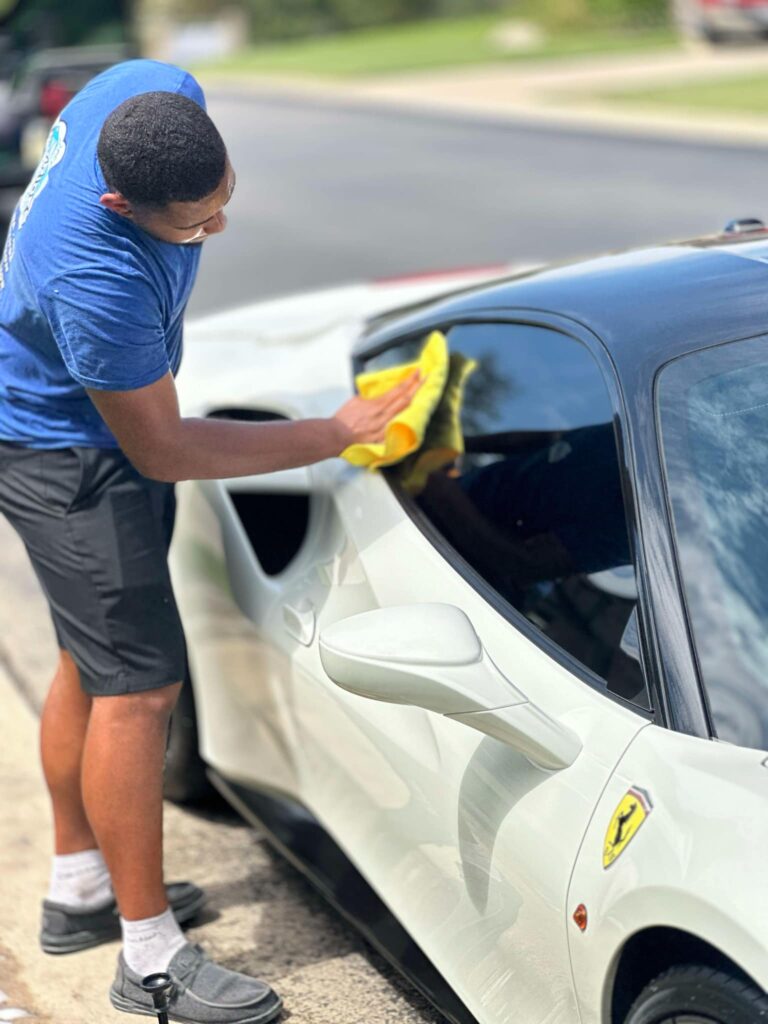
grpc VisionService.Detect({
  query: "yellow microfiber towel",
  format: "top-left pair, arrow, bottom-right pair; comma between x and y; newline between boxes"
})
390,350 -> 477,494
340,330 -> 451,470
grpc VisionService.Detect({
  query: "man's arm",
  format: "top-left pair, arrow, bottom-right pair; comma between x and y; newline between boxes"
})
86,370 -> 421,482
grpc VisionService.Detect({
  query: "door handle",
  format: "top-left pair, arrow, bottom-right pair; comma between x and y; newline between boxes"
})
282,599 -> 316,646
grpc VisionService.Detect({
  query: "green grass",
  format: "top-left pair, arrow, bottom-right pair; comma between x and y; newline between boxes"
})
592,74 -> 768,116
195,15 -> 678,79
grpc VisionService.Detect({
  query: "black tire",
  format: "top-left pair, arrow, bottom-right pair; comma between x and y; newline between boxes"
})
164,671 -> 218,805
625,964 -> 768,1024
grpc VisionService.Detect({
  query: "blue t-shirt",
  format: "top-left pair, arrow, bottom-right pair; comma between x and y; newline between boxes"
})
0,59 -> 204,449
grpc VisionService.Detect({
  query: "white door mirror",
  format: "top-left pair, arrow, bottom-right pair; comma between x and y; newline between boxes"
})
319,604 -> 581,771
319,603 -> 522,713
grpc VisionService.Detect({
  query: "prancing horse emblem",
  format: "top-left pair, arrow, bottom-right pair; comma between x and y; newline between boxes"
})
603,786 -> 653,869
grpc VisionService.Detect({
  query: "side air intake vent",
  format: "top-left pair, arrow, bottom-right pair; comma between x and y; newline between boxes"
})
206,408 -> 311,576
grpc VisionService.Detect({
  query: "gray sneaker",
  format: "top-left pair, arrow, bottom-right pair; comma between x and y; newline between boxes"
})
109,943 -> 282,1024
40,881 -> 206,954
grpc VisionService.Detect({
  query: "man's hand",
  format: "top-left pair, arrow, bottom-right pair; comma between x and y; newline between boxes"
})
331,370 -> 422,449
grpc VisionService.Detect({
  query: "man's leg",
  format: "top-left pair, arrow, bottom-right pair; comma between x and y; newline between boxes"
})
40,649 -> 96,854
40,648 -> 116,912
81,682 -> 182,922
39,659 -> 202,961
84,687 -> 282,1022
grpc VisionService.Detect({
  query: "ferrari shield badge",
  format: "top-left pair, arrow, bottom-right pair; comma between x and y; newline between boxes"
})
603,786 -> 653,869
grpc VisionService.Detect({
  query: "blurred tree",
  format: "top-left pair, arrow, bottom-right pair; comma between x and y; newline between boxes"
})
515,0 -> 668,28
586,0 -> 668,25
243,0 -> 329,41
529,0 -> 590,30
132,0 -> 670,46
1,0 -> 131,46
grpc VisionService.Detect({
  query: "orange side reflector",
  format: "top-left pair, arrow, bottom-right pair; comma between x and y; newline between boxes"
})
573,904 -> 588,932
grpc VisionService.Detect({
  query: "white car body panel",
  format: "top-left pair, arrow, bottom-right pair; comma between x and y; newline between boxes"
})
170,268 -> 768,1023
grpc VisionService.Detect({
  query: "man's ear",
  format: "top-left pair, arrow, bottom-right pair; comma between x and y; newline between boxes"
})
99,192 -> 133,219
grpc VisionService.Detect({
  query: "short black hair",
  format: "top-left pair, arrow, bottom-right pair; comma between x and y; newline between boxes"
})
97,91 -> 227,208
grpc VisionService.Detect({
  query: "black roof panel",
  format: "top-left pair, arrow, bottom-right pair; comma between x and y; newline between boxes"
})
362,240 -> 768,378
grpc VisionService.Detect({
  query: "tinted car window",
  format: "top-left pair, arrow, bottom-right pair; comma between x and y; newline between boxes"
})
363,323 -> 649,708
659,335 -> 768,750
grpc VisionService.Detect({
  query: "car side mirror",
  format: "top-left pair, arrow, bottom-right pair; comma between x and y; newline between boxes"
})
319,603 -> 582,771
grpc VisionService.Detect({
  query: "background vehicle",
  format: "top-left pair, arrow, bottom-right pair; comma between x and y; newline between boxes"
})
0,44 -> 131,189
167,235 -> 768,1024
674,0 -> 768,42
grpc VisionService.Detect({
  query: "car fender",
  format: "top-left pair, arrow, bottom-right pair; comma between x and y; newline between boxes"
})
566,725 -> 768,1023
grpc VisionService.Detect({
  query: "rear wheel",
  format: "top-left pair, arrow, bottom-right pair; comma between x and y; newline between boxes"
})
164,670 -> 217,805
625,965 -> 768,1024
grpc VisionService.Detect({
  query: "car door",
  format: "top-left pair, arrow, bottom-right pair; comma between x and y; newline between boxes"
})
170,406 -> 329,797
287,318 -> 656,1024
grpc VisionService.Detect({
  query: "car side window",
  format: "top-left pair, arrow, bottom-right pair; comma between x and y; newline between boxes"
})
362,322 -> 650,709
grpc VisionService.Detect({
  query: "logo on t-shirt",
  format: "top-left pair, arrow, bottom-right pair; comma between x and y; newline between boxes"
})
19,118 -> 67,227
0,119 -> 67,290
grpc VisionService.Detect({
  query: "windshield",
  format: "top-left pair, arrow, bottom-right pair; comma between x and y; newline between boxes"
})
658,335 -> 768,750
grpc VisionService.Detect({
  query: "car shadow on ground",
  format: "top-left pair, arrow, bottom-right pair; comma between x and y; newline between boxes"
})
204,840 -> 444,1022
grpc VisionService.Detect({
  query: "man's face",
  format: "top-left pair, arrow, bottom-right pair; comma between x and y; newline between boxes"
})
100,159 -> 236,245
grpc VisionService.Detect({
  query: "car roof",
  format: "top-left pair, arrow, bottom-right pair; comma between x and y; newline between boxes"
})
360,232 -> 768,378
19,45 -> 131,75
9,47 -> 129,95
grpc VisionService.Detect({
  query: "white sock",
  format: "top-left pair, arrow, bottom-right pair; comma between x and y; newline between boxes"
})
48,849 -> 114,910
121,908 -> 187,977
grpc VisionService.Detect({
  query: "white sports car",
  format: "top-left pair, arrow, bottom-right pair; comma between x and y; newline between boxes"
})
167,233 -> 768,1024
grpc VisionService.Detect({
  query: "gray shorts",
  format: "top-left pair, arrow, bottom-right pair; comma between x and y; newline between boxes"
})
0,440 -> 186,696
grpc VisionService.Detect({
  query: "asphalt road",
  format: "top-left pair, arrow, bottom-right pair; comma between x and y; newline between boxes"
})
4,90 -> 768,1022
190,88 -> 768,316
